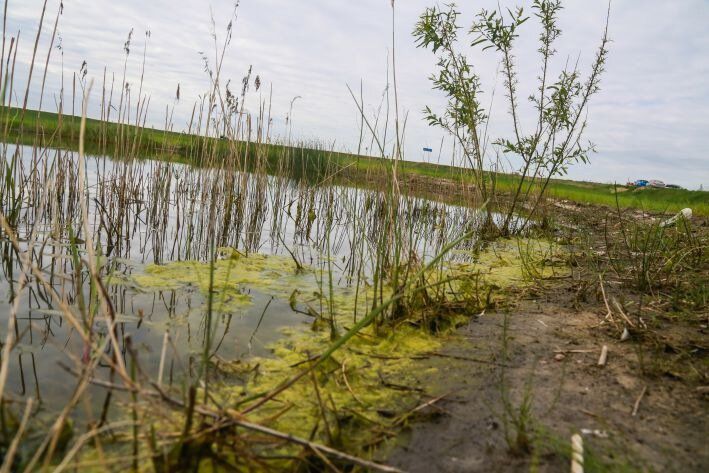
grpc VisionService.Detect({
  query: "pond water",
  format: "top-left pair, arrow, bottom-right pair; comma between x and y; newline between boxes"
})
0,143 -> 494,418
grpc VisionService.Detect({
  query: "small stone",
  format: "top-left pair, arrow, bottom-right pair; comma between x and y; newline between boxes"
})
555,353 -> 566,361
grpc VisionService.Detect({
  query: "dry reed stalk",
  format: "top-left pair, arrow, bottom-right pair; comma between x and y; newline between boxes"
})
52,420 -> 137,473
0,397 -> 33,473
631,385 -> 647,417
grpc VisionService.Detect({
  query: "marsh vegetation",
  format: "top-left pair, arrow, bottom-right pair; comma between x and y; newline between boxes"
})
0,0 -> 706,472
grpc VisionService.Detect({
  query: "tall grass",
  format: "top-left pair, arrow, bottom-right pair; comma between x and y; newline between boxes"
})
0,1 -> 493,470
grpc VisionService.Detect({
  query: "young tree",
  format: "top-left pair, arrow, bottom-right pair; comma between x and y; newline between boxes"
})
414,1 -> 610,235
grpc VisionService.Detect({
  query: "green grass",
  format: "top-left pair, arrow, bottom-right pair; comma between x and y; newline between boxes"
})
2,106 -> 707,215
376,159 -> 708,216
542,181 -> 709,216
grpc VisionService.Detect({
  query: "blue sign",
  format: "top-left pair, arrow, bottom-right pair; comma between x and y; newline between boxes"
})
423,147 -> 433,152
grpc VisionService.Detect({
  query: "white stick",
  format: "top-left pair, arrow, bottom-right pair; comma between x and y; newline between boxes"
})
597,345 -> 608,367
571,433 -> 584,473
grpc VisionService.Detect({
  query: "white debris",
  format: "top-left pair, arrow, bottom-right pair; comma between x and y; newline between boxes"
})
660,208 -> 692,228
620,327 -> 630,342
580,429 -> 609,438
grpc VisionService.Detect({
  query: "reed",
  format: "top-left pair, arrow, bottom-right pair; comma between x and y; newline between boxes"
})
0,4 -> 470,472
0,0 -> 595,470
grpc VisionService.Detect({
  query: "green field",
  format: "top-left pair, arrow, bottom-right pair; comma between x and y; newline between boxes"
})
2,106 -> 707,215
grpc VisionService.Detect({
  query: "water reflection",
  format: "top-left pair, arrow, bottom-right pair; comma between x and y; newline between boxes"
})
0,143 -> 495,414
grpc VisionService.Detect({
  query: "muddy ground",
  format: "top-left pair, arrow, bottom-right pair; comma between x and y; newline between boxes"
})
386,202 -> 708,472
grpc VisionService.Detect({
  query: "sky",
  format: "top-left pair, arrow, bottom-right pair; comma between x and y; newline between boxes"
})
4,0 -> 709,189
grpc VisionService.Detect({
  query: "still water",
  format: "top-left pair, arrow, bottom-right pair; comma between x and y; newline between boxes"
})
0,143 -> 488,417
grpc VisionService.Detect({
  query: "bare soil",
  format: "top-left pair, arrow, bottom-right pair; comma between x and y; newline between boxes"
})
386,203 -> 709,472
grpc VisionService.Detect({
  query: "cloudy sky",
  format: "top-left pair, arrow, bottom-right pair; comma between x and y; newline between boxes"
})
5,0 -> 709,189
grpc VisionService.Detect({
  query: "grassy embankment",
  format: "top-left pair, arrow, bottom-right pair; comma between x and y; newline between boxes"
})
3,106 -> 707,215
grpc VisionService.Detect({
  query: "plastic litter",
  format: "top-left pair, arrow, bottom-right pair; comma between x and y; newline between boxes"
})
660,208 -> 692,228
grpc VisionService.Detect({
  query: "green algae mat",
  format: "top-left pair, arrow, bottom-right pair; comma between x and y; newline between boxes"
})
104,238 -> 569,468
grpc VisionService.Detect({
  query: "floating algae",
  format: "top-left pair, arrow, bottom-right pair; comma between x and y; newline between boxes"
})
222,239 -> 569,455
125,249 -> 310,314
115,240 -> 570,467
112,251 -> 442,465
448,237 -> 570,286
